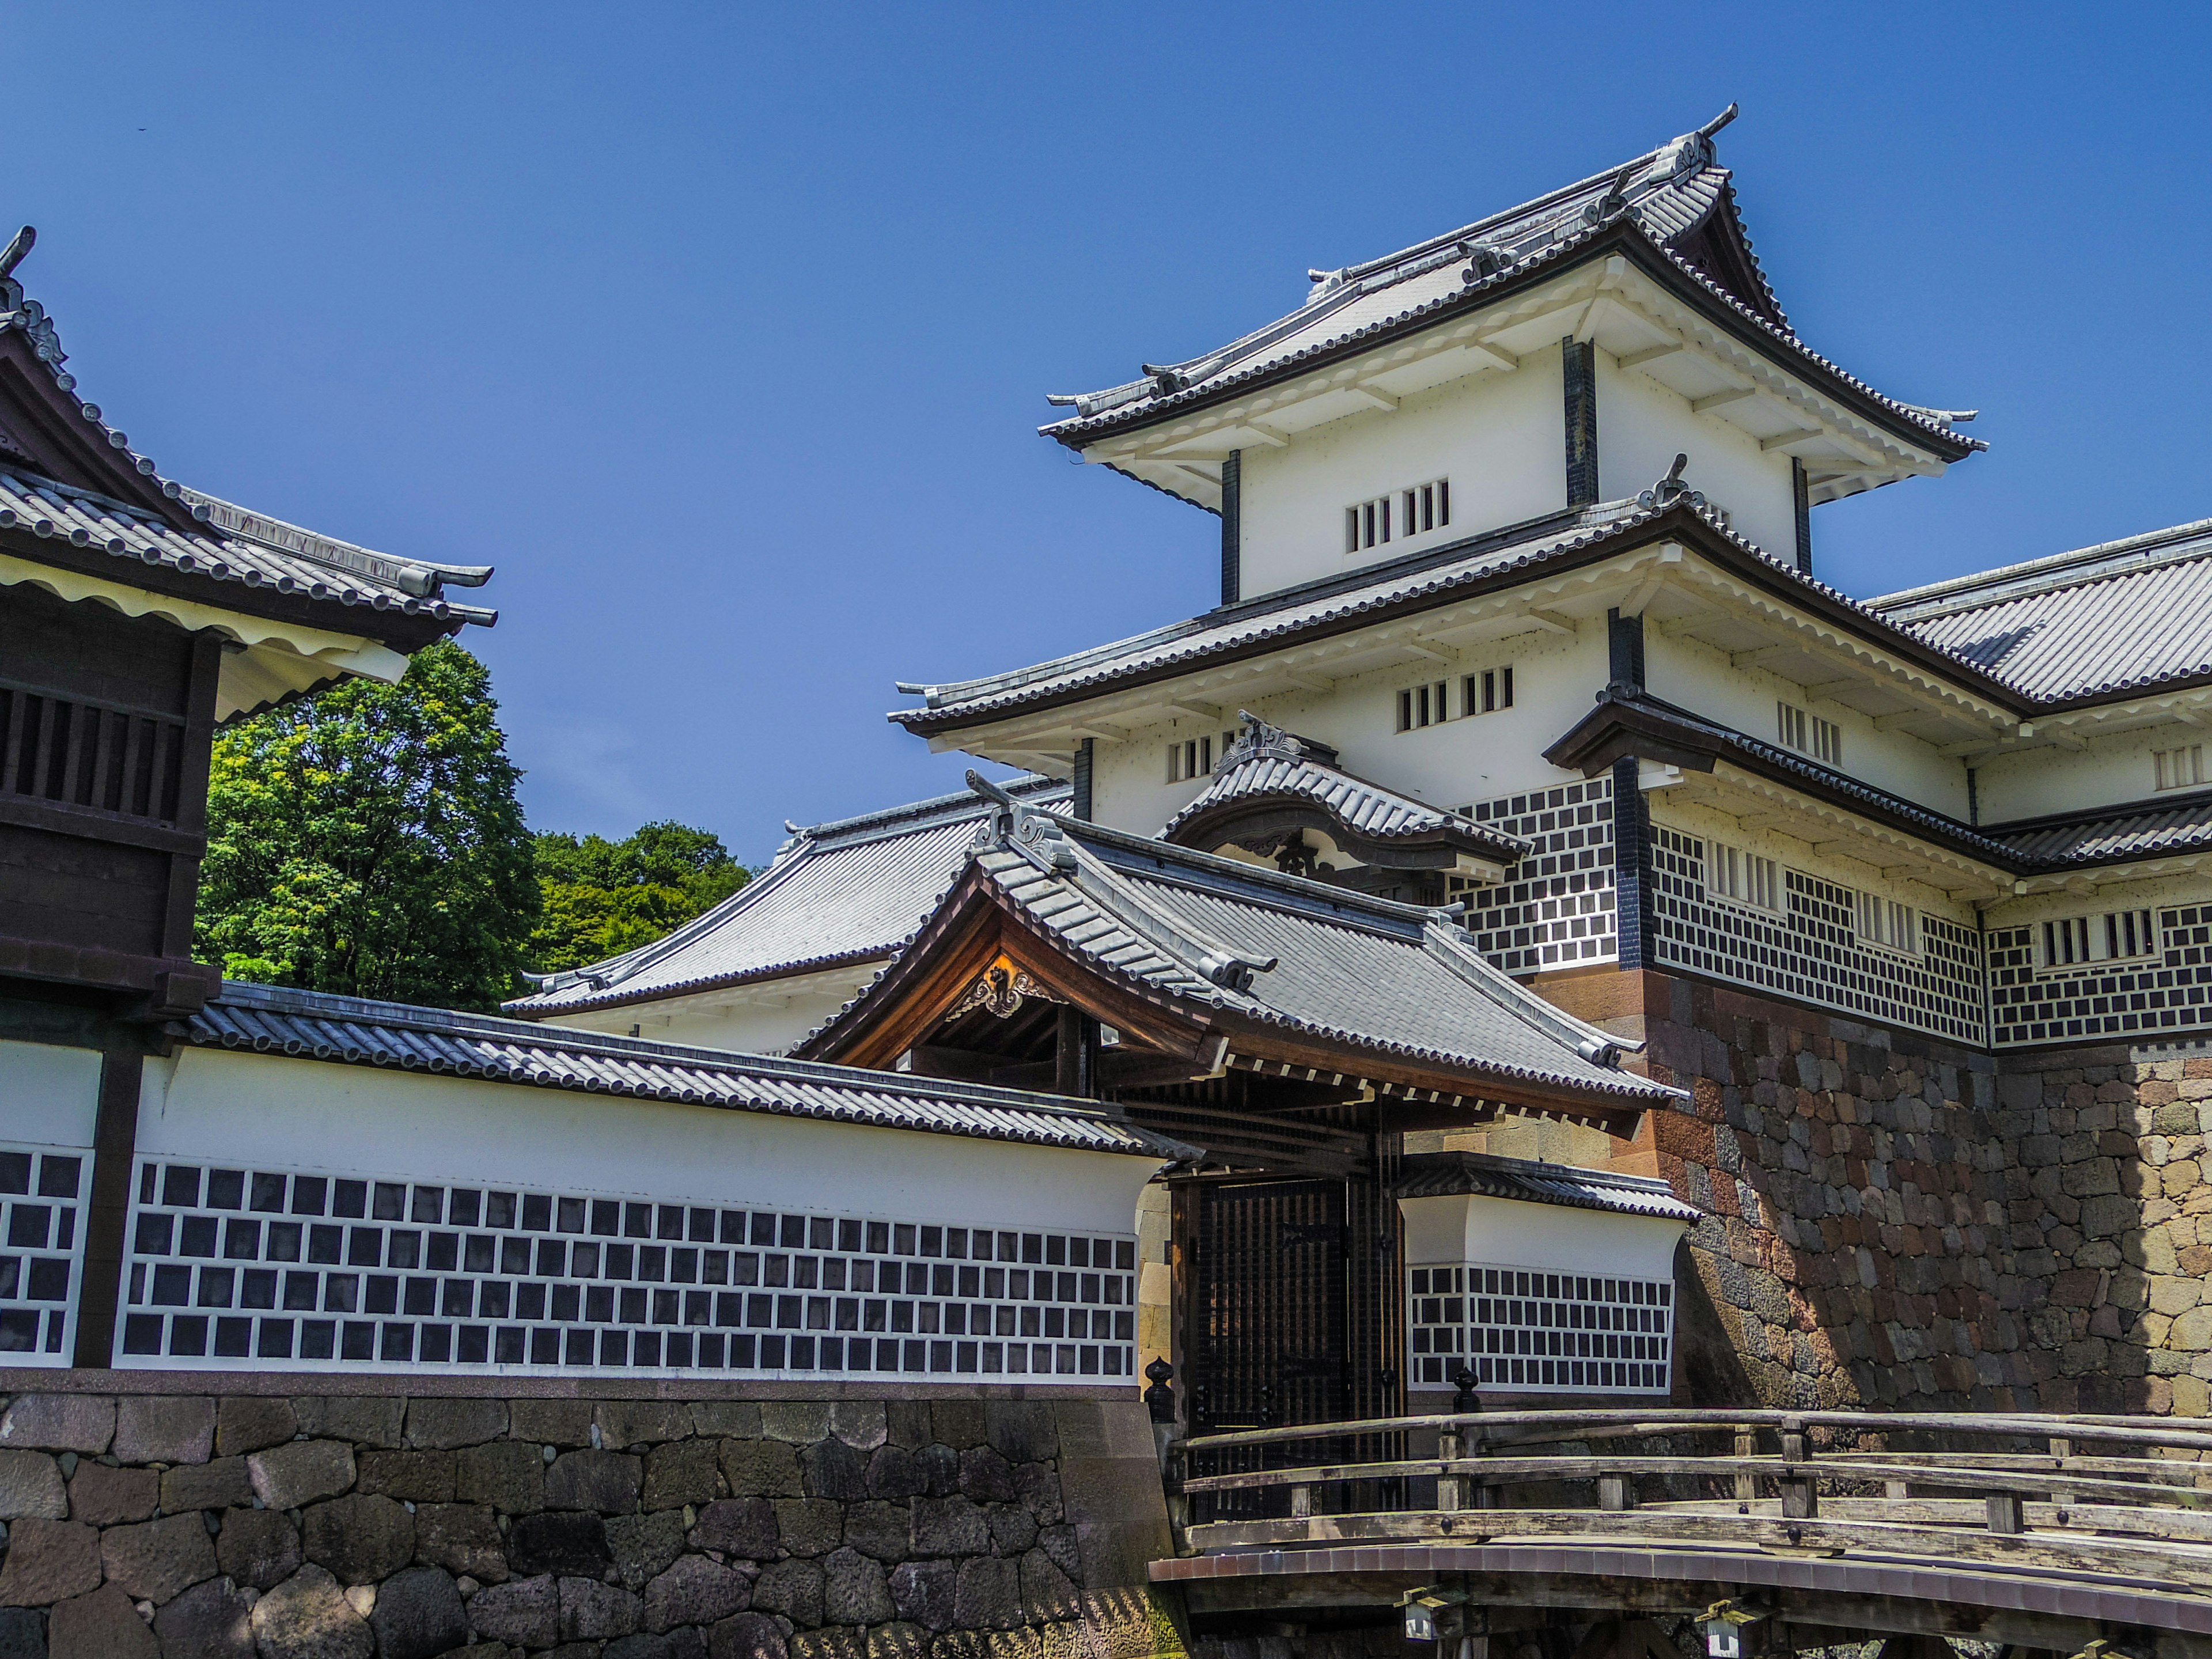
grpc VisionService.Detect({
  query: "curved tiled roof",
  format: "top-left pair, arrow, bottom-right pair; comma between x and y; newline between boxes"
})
1987,790 -> 2212,868
1876,520 -> 2212,704
806,798 -> 1683,1110
1041,118 -> 1978,463
1394,1150 -> 1699,1222
1161,716 -> 1529,865
505,778 -> 1069,1018
199,980 -> 1185,1160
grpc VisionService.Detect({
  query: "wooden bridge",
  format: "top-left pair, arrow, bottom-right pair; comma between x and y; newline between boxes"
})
1152,1407 -> 2212,1659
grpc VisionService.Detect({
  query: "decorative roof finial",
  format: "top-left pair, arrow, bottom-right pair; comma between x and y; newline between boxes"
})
0,226 -> 34,281
1698,103 -> 1740,141
1584,164 -> 1641,226
1638,453 -> 1709,514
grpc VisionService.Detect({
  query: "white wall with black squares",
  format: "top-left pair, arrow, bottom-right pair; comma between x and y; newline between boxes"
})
119,1048 -> 1160,1379
0,1041 -> 100,1367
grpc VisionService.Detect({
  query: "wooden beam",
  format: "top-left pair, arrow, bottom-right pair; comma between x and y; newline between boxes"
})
1731,643 -> 1792,670
1165,699 -> 1224,721
1243,421 -> 1290,448
1616,340 -> 1685,369
1690,385 -> 1758,414
1516,607 -> 1579,635
1760,427 -> 1825,453
1344,384 -> 1399,412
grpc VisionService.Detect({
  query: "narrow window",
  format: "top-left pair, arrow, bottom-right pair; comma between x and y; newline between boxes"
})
1363,502 -> 1376,549
1500,665 -> 1514,709
1812,717 -> 1842,766
1380,497 -> 1392,543
1397,690 -> 1413,733
1437,479 -> 1449,527
2155,745 -> 2206,790
1777,702 -> 1810,754
1345,509 -> 1359,555
1344,480 -> 1449,554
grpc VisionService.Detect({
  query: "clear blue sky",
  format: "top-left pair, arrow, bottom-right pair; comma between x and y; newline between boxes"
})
14,5 -> 2210,858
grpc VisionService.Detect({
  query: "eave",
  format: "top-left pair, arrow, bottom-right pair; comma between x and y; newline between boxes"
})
1050,224 -> 1978,512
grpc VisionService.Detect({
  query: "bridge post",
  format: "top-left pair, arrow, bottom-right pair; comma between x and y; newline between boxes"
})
1598,1471 -> 1637,1511
1733,1426 -> 1756,1506
2050,1434 -> 2074,1508
1438,1429 -> 1465,1512
1986,1490 -> 2025,1534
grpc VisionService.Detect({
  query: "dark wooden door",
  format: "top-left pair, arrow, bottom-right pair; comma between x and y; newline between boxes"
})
1188,1177 -> 1349,1433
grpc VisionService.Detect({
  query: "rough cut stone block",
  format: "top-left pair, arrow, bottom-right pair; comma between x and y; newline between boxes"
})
957,1449 -> 1015,1504
828,1402 -> 887,1450
884,1403 -> 929,1452
608,1510 -> 688,1591
404,1397 -> 509,1451
250,1443 -> 353,1518
865,1621 -> 928,1659
216,1505 -> 302,1590
690,1402 -> 763,1441
369,1565 -> 467,1659
507,1511 -> 610,1577
154,1574 -> 255,1658
357,1449 -> 457,1504
864,1446 -> 926,1500
469,1573 -> 560,1649
456,1441 -> 546,1513
953,1556 -> 1022,1631
67,1461 -> 156,1525
930,1402 -> 987,1451
690,1497 -> 778,1560
598,1401 -> 691,1450
215,1397 -> 297,1458
821,1548 -> 893,1626
983,1404 -> 1056,1464
773,1498 -> 843,1558
251,1564 -> 372,1659
1014,1465 -> 1062,1526
711,1611 -> 790,1659
843,1499 -> 911,1562
645,1554 -> 752,1632
0,1396 -> 112,1456
750,1558 -> 823,1627
47,1582 -> 156,1659
0,1451 -> 65,1521
547,1448 -> 642,1514
800,1438 -> 868,1503
510,1399 -> 595,1448
889,1560 -> 956,1633
100,1512 -> 218,1604
721,1438 -> 801,1499
917,1444 -> 959,1498
0,1518 -> 101,1606
162,1456 -> 252,1514
643,1439 -> 725,1509
113,1395 -> 214,1466
289,1397 -> 404,1450
301,1494 -> 415,1585
986,1503 -> 1037,1557
759,1403 -> 831,1446
0,1609 -> 37,1659
789,1631 -> 864,1659
560,1576 -> 642,1641
1019,1548 -> 1080,1622
412,1502 -> 507,1584
911,1496 -> 989,1556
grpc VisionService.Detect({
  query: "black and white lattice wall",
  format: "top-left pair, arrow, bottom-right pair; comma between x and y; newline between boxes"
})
120,1158 -> 1138,1379
1410,1262 -> 1672,1395
1452,778 -> 1617,975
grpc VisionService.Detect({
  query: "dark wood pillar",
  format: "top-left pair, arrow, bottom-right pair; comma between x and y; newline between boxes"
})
1792,457 -> 1813,575
1071,739 -> 1093,823
1218,450 -> 1242,606
73,1048 -> 143,1368
1563,338 -> 1599,507
1611,756 -> 1650,971
1607,607 -> 1645,691
1053,1005 -> 1094,1098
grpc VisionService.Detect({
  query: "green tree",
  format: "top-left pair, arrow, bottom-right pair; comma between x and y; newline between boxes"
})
529,821 -> 749,973
198,641 -> 540,1011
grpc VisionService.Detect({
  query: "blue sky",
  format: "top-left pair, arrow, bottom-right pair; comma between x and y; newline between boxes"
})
14,5 -> 2210,857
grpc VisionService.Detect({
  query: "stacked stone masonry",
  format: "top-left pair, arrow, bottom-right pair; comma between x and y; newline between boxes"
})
1522,969 -> 2212,1415
0,1384 -> 1182,1659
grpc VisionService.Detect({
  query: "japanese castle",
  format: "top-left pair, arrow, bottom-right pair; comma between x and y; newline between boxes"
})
5,108 -> 2209,1438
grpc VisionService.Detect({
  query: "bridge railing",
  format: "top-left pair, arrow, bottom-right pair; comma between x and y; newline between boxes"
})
1168,1406 -> 2212,1590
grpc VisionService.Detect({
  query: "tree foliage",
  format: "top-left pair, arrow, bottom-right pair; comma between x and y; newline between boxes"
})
198,641 -> 540,1011
528,821 -> 750,974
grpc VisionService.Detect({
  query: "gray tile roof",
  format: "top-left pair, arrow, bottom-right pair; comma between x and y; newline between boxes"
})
1986,789 -> 2212,867
1161,715 -> 1529,865
1041,113 -> 1978,462
812,791 -> 1683,1110
505,778 -> 1070,1018
0,249 -> 493,630
1394,1150 -> 1699,1222
894,493 -> 2025,736
196,980 -> 1185,1159
1875,518 -> 2212,704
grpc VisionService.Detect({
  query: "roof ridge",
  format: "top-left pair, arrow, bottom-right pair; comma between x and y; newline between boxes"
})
1873,516 -> 2212,618
1069,816 -> 1444,934
799,774 -> 1063,843
1424,1149 -> 1680,1196
1417,921 -> 1656,1073
214,979 -> 1152,1123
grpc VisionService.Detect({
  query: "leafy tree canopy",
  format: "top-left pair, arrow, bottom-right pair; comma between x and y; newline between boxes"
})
199,641 -> 539,1012
529,821 -> 750,974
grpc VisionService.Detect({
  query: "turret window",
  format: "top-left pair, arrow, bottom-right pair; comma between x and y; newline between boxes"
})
1777,702 -> 1842,766
2156,744 -> 2206,790
1396,681 -> 1449,732
1857,893 -> 1919,956
1346,478 -> 1449,553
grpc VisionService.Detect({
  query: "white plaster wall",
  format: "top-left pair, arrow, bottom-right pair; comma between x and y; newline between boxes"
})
1086,623 -> 1611,838
1645,626 -> 1971,818
1975,726 -> 2187,825
1984,874 -> 2212,937
1596,352 -> 1798,559
1401,1192 -> 1685,1282
1236,357 -> 1566,601
0,1042 -> 102,1149
542,965 -> 878,1057
138,1048 -> 1165,1241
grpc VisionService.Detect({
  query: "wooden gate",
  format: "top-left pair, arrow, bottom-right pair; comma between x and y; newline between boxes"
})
1188,1177 -> 1350,1435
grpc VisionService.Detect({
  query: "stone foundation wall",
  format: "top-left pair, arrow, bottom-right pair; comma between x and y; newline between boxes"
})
1482,967 -> 2212,1415
0,1376 -> 1181,1659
